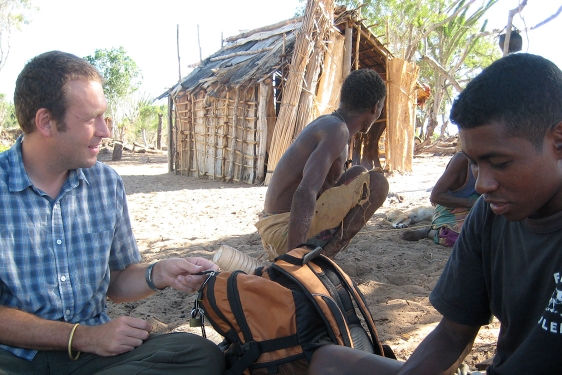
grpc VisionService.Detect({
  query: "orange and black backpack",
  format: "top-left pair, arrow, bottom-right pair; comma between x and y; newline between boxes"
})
192,245 -> 395,375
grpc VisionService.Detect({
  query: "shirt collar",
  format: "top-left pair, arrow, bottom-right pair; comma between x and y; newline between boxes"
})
7,135 -> 89,193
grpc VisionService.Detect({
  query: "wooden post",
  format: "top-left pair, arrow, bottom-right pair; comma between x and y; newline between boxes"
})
112,142 -> 123,161
343,20 -> 352,79
227,87 -> 241,181
354,24 -> 361,70
156,113 -> 163,150
256,80 -> 270,182
177,24 -> 181,81
167,95 -> 174,173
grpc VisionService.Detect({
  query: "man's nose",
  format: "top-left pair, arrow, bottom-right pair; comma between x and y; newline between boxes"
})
474,166 -> 498,195
96,116 -> 111,138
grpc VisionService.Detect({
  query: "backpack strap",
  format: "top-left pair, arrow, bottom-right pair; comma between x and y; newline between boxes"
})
225,335 -> 301,375
276,245 -> 322,265
226,341 -> 261,375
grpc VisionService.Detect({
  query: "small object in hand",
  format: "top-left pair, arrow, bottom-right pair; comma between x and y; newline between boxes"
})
193,270 -> 215,276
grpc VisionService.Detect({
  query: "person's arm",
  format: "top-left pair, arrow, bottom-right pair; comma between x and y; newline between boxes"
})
430,153 -> 475,209
107,257 -> 220,303
286,126 -> 348,251
398,317 -> 480,375
0,305 -> 152,356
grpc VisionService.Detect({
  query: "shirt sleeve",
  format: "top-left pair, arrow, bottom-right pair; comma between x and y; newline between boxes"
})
108,175 -> 141,270
430,198 -> 493,326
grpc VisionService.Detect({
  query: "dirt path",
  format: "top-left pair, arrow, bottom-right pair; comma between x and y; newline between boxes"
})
100,151 -> 498,369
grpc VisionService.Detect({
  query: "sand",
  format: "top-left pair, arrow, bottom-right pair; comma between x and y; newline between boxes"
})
99,150 -> 498,370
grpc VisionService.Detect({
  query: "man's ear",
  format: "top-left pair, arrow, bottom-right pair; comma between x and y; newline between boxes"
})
551,121 -> 562,155
371,99 -> 385,115
35,108 -> 53,137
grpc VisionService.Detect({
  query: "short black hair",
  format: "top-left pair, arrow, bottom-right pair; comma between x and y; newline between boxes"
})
340,69 -> 386,114
450,53 -> 562,148
14,50 -> 103,134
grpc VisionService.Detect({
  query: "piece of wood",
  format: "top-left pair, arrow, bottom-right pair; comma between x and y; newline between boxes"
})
112,142 -> 123,161
256,81 -> 270,182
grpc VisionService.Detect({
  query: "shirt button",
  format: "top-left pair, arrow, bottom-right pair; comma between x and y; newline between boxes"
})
60,276 -> 67,282
66,310 -> 71,315
56,239 -> 62,245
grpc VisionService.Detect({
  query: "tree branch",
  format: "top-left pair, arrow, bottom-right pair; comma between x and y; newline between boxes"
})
503,0 -> 528,56
530,5 -> 562,30
420,54 -> 464,93
405,0 -> 475,60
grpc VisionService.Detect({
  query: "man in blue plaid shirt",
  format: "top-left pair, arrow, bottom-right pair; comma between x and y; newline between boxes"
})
0,51 -> 225,374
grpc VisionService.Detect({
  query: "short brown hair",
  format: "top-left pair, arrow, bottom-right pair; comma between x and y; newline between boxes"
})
14,51 -> 103,133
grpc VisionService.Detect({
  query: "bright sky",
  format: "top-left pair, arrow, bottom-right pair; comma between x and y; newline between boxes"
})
0,0 -> 560,103
0,0 -> 302,101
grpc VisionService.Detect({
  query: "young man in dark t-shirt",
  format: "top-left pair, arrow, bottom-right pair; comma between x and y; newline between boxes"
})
307,53 -> 562,374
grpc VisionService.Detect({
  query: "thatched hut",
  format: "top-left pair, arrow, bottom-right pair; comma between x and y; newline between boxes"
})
160,0 -> 419,184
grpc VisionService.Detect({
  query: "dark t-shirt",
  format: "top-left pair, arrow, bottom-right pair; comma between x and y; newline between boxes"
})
430,198 -> 562,374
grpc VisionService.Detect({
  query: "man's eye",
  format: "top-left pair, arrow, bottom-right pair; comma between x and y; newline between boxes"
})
490,161 -> 508,169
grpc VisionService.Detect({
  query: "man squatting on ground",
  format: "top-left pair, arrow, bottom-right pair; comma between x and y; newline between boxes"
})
255,69 -> 389,260
0,51 -> 225,374
307,53 -> 562,374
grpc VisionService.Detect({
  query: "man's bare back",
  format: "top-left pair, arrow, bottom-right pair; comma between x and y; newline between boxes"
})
256,68 -> 388,257
264,114 -> 349,214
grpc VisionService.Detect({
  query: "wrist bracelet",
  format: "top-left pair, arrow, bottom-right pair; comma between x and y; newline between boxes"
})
146,262 -> 167,292
68,323 -> 81,361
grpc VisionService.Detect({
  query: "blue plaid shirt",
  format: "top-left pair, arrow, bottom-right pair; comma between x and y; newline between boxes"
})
0,137 -> 141,360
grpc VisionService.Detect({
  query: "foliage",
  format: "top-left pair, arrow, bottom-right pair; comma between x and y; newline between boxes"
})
121,92 -> 165,146
84,46 -> 143,106
0,0 -> 35,74
84,47 -> 143,141
334,0 -> 501,138
0,93 -> 17,129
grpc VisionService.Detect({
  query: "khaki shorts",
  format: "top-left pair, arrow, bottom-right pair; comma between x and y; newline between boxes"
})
255,172 -> 370,260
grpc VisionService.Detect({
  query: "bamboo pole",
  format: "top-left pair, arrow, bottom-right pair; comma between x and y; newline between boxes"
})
204,94 -> 209,177
222,91 -> 230,180
256,80 -> 269,182
264,0 -> 335,185
238,89 -> 248,182
227,87 -> 241,181
167,95 -> 174,172
185,98 -> 190,175
292,22 -> 331,137
354,24 -> 361,70
343,19 -> 352,79
192,94 -> 200,177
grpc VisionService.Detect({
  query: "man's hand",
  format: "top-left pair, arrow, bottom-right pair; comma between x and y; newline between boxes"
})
154,257 -> 219,293
75,316 -> 152,356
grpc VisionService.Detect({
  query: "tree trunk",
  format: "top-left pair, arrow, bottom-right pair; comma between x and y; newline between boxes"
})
142,129 -> 148,148
156,113 -> 163,150
112,142 -> 123,161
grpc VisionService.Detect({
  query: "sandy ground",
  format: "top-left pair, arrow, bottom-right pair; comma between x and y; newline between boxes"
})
99,150 -> 498,370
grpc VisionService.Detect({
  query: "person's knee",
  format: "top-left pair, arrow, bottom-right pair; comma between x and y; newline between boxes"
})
308,345 -> 342,374
369,170 -> 389,197
345,165 -> 368,180
153,333 -> 225,374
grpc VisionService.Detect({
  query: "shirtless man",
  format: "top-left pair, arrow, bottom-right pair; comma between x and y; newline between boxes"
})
255,69 -> 389,259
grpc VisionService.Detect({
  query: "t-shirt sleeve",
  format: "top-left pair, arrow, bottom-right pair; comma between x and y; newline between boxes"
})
430,198 -> 493,326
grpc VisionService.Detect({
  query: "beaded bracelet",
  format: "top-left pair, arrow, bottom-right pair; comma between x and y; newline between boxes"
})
68,323 -> 81,361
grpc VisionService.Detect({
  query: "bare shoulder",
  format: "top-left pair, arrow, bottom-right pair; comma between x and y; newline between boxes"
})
298,115 -> 349,148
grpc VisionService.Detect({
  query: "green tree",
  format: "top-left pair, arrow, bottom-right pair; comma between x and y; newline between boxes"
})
0,93 -> 17,129
0,0 -> 34,74
84,47 -> 143,140
121,93 -> 165,148
334,0 -> 500,139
